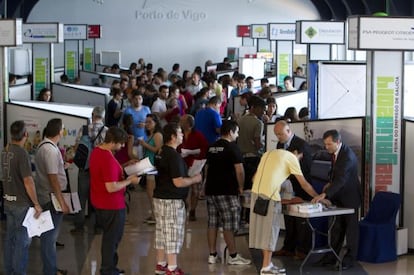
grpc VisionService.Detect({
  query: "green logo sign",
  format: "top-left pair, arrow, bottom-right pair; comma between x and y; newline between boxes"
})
305,27 -> 317,39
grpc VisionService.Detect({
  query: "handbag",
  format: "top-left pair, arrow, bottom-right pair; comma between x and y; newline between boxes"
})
253,196 -> 270,216
253,154 -> 278,216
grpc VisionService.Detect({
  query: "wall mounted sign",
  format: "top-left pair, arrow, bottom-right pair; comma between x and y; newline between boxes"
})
64,24 -> 87,40
251,24 -> 268,39
23,23 -> 63,43
237,25 -> 250,37
296,20 -> 345,44
0,19 -> 22,46
348,16 -> 414,50
268,23 -> 296,41
88,25 -> 102,39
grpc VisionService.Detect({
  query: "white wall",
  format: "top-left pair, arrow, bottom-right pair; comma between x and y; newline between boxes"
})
27,0 -> 318,72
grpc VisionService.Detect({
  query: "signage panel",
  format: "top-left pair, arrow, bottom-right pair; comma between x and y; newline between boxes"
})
357,17 -> 414,50
88,25 -> 102,39
371,51 -> 402,193
347,17 -> 358,49
0,19 -> 22,46
297,21 -> 345,44
237,25 -> 250,37
23,23 -> 63,43
268,23 -> 296,41
64,24 -> 87,40
251,24 -> 268,39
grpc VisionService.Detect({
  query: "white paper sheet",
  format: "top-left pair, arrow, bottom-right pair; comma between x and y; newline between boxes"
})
22,208 -> 55,237
124,157 -> 156,176
181,148 -> 201,158
187,159 -> 206,177
51,192 -> 81,213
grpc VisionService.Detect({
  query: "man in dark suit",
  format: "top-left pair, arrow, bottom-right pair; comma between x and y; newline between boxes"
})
273,120 -> 313,260
313,129 -> 362,270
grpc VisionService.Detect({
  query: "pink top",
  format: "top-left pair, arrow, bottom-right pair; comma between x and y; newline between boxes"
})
90,147 -> 125,210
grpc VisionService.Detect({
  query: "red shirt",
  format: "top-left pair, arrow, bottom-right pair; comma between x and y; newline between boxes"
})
178,129 -> 209,167
90,147 -> 125,209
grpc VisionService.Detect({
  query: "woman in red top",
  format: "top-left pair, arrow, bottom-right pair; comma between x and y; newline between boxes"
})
89,127 -> 140,275
178,114 -> 209,221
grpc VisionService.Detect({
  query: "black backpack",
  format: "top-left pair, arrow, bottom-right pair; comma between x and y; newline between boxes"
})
73,125 -> 104,170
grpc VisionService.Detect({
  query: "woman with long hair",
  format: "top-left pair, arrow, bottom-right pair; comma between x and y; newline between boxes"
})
138,114 -> 163,224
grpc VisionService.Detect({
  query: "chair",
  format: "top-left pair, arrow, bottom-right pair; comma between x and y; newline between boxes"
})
357,191 -> 401,263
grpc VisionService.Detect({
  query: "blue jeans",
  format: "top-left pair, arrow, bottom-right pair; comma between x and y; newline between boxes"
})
40,202 -> 63,275
73,169 -> 90,229
3,204 -> 32,275
96,208 -> 125,275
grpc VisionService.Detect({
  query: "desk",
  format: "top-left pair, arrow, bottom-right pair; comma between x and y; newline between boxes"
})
284,207 -> 354,274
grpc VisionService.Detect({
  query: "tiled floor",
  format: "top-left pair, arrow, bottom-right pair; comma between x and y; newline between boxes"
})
1,187 -> 413,274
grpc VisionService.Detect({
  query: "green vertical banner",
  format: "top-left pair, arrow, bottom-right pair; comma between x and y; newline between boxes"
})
32,43 -> 51,99
66,51 -> 76,79
276,41 -> 293,87
64,40 -> 79,81
277,53 -> 290,85
371,51 -> 402,194
34,57 -> 48,97
84,47 -> 93,71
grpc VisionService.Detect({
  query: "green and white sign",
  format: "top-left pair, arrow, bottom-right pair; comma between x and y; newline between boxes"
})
370,51 -> 402,194
296,20 -> 345,44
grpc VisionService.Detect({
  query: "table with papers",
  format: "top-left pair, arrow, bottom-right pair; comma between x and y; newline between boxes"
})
284,207 -> 355,274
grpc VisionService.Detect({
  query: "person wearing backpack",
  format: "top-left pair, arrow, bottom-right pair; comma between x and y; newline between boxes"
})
71,106 -> 108,234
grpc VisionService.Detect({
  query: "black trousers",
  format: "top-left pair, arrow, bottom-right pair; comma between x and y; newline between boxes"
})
282,214 -> 311,253
243,157 -> 260,190
96,208 -> 126,275
329,208 -> 359,264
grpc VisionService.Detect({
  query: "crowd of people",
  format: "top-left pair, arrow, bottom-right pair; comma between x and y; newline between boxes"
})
3,59 -> 362,275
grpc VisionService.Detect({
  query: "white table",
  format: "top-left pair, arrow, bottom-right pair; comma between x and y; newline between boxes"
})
284,207 -> 355,274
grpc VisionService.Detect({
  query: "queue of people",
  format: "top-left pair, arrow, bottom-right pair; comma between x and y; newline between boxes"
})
2,60 -> 363,275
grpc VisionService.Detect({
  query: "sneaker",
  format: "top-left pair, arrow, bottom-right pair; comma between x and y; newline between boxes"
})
166,267 -> 185,275
208,254 -> 221,264
260,263 -> 286,274
155,264 -> 168,274
227,254 -> 251,265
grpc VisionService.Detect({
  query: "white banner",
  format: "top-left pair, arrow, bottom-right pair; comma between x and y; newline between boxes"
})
297,21 -> 345,44
354,17 -> 414,50
64,24 -> 87,40
23,23 -> 63,43
371,51 -> 402,194
268,23 -> 295,41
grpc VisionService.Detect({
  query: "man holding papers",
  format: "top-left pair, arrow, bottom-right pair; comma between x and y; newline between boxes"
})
89,127 -> 141,275
2,120 -> 43,275
178,114 -> 208,221
205,120 -> 251,266
153,123 -> 202,275
35,118 -> 69,275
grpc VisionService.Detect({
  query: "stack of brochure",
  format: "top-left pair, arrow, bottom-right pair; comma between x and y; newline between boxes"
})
124,157 -> 156,176
288,203 -> 323,213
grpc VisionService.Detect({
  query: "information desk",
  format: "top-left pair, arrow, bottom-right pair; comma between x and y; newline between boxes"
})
284,207 -> 354,273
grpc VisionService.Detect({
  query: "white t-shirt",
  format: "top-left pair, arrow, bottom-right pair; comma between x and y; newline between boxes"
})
35,138 -> 68,205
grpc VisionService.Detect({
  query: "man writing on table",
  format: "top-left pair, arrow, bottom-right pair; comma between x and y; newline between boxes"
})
312,129 -> 361,271
249,143 -> 327,275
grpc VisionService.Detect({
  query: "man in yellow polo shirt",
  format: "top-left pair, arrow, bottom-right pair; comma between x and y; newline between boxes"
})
249,145 -> 322,275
